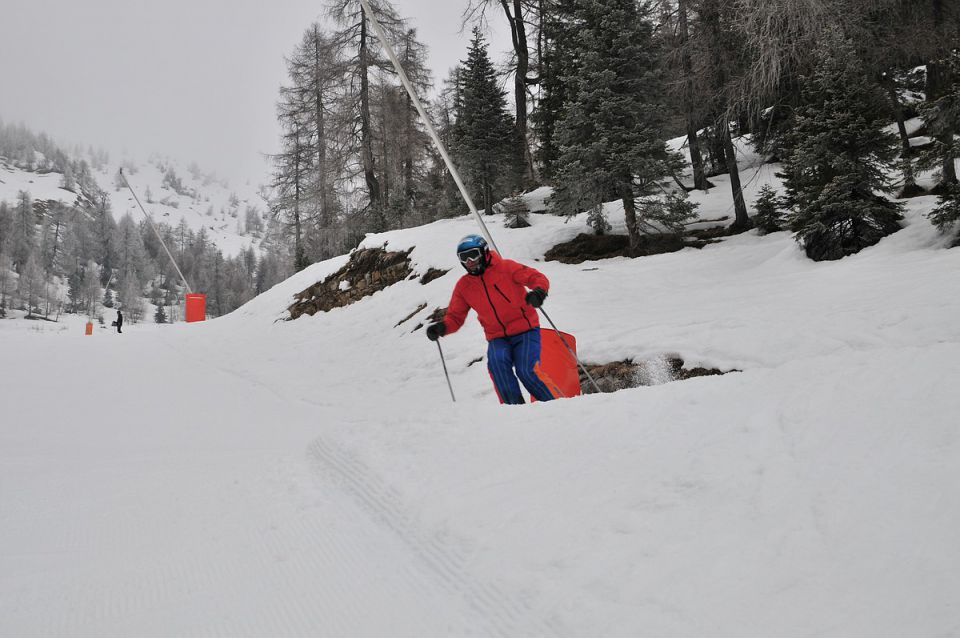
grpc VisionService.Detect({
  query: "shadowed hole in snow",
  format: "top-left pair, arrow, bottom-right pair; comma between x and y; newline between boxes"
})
580,355 -> 736,394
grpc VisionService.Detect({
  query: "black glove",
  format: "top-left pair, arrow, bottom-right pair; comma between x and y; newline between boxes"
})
525,287 -> 547,308
426,322 -> 447,341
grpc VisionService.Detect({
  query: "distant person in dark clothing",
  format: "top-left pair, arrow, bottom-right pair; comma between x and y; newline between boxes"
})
116,309 -> 123,334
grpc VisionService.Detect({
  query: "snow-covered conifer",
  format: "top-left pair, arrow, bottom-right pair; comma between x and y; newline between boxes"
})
781,34 -> 903,261
927,183 -> 960,246
752,185 -> 784,235
453,29 -> 519,215
550,0 -> 683,250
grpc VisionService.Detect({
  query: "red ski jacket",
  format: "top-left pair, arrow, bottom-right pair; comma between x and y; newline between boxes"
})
442,252 -> 550,341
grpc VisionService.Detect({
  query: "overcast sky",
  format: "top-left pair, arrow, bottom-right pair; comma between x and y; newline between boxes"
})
0,0 -> 509,185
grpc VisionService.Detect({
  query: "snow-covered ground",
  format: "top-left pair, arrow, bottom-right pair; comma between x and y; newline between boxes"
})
2,167 -> 959,637
0,159 -> 78,204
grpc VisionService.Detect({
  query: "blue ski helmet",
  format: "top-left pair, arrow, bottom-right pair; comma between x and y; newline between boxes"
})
456,234 -> 489,275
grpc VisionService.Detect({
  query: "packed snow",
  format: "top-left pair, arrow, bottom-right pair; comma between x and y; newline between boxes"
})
2,176 -> 959,637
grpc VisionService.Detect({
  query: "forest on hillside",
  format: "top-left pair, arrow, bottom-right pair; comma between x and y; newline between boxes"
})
0,123 -> 288,323
268,0 -> 959,267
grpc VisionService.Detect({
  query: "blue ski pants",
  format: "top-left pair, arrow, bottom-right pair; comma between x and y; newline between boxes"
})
487,329 -> 559,405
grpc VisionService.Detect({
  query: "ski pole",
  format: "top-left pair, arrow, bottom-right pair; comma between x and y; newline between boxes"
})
538,306 -> 603,394
436,340 -> 456,403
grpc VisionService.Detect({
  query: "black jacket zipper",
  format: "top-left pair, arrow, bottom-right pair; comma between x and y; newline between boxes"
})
481,277 -> 508,337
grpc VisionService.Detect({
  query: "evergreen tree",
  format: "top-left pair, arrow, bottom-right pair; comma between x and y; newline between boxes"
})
466,0 -> 541,184
61,164 -> 77,192
781,35 -> 903,261
927,183 -> 960,246
533,0 -> 577,180
80,260 -> 101,318
39,202 -> 67,276
500,194 -> 531,228
550,0 -> 684,248
154,303 -> 167,324
12,191 -> 36,274
752,185 -> 785,234
0,201 -> 12,259
453,29 -> 519,214
919,51 -> 960,192
18,254 -> 44,315
419,69 -> 465,222
117,276 -> 145,322
0,254 -> 10,318
90,193 -> 117,283
113,214 -> 149,289
67,268 -> 84,313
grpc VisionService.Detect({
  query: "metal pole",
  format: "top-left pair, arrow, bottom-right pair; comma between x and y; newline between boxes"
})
119,168 -> 194,294
436,340 -> 456,402
358,0 -> 501,255
539,306 -> 603,394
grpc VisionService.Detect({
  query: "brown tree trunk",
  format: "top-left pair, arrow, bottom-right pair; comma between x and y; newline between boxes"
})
501,0 -> 536,185
50,217 -> 62,274
483,177 -> 494,215
620,184 -> 640,250
720,120 -> 752,232
679,0 -> 711,191
882,73 -> 921,197
402,33 -> 416,208
929,0 -> 957,186
293,135 -> 306,271
359,13 -> 383,212
927,60 -> 958,188
404,92 -> 415,206
313,26 -> 333,233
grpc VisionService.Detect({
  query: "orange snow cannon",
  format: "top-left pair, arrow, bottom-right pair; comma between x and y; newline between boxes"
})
185,293 -> 207,323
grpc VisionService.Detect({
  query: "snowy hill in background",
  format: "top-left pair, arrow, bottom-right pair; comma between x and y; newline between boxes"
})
0,156 -> 78,204
0,149 -> 266,258
105,154 -> 266,257
2,154 -> 959,637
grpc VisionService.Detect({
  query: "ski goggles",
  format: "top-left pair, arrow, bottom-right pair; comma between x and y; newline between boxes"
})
458,247 -> 484,264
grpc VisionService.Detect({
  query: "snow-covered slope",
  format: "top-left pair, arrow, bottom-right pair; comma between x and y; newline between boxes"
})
0,152 -> 265,257
0,157 -> 78,204
2,167 -> 959,637
106,154 -> 265,256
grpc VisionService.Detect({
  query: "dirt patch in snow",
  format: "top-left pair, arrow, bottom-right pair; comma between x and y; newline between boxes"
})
287,247 -> 413,319
420,268 -> 449,285
544,232 -> 716,264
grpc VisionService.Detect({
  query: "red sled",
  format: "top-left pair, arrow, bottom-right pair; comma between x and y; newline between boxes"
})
532,328 -> 582,401
485,329 -> 583,403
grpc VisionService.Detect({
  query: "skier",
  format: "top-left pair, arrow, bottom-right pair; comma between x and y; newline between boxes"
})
115,309 -> 123,334
426,234 -> 561,404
